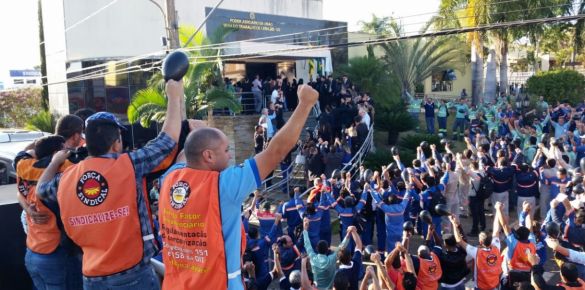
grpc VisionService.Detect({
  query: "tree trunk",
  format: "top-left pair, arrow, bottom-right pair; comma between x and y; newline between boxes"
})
484,49 -> 497,104
387,131 -> 399,145
207,106 -> 214,127
471,44 -> 484,105
499,40 -> 509,96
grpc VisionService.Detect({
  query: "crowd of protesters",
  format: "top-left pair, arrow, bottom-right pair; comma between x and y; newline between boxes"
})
12,72 -> 585,290
235,93 -> 585,290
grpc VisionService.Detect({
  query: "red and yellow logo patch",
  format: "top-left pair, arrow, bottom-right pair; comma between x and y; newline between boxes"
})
76,171 -> 109,207
486,254 -> 498,266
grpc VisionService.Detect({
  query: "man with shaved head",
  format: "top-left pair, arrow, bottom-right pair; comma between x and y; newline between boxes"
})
159,84 -> 319,290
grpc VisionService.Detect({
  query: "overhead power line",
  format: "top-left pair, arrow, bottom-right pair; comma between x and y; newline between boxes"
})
37,13 -> 585,88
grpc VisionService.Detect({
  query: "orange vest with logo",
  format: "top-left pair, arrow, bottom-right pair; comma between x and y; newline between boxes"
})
416,252 -> 442,290
509,241 -> 536,271
475,246 -> 502,290
17,158 -> 73,254
160,167 -> 236,290
58,155 -> 144,277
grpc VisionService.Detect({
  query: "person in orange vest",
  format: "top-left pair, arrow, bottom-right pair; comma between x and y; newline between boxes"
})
158,84 -> 318,290
411,244 -> 443,290
15,114 -> 85,290
449,213 -> 503,290
37,80 -> 184,290
495,201 -> 537,287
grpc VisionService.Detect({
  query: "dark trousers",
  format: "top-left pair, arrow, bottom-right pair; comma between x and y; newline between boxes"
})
469,196 -> 486,232
361,216 -> 375,246
425,116 -> 435,134
437,116 -> 447,134
375,210 -> 387,251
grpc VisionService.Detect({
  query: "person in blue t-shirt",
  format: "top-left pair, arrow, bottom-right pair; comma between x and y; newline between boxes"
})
159,84 -> 319,290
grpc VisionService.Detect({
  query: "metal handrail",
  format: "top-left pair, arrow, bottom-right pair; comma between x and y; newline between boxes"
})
259,104 -> 320,195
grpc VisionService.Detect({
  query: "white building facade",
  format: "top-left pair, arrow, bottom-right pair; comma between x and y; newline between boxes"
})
41,0 -> 345,116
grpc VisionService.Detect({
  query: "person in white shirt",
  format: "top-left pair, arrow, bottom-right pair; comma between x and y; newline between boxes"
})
449,213 -> 503,290
358,107 -> 371,128
252,75 -> 263,113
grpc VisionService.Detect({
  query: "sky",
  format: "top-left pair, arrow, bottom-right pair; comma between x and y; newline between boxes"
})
0,0 -> 440,86
323,0 -> 441,32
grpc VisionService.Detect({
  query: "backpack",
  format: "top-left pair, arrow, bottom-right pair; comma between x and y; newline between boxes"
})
473,173 -> 495,200
429,187 -> 447,216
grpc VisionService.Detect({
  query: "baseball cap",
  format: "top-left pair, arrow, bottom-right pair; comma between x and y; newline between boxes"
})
85,112 -> 127,130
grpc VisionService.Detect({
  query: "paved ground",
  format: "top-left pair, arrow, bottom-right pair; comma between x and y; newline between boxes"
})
256,189 -> 562,289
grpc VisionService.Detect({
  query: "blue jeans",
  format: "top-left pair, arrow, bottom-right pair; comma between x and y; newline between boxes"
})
25,248 -> 68,290
425,116 -> 435,134
82,264 -> 160,290
437,116 -> 447,133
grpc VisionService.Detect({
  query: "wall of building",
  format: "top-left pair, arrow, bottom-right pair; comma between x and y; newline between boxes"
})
423,65 -> 472,100
63,0 -> 167,62
176,0 -> 323,34
42,0 -> 69,115
212,114 -> 258,165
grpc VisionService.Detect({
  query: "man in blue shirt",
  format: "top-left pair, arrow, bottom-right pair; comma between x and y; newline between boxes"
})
279,187 -> 303,243
158,84 -> 319,290
486,157 -> 515,217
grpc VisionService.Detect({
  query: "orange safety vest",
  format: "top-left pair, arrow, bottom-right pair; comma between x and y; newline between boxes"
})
475,246 -> 503,290
509,241 -> 536,271
58,155 -> 144,277
160,167 -> 241,290
17,158 -> 73,254
416,252 -> 443,290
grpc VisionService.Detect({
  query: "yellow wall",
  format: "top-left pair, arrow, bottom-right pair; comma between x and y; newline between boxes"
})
423,64 -> 472,100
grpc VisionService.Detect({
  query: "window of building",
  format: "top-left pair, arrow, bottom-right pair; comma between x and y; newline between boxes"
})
431,70 -> 457,92
26,79 -> 36,84
13,79 -> 24,84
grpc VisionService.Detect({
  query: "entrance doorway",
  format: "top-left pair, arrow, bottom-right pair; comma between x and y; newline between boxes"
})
245,63 -> 277,80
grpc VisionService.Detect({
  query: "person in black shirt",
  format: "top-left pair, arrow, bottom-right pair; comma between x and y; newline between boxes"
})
425,224 -> 469,289
527,247 -> 585,290
336,226 -> 363,290
254,125 -> 265,155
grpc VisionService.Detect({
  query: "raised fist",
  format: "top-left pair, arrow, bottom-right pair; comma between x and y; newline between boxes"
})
297,85 -> 319,107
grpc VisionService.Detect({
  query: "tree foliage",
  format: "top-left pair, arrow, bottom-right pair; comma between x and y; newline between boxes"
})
127,26 -> 240,128
0,88 -> 44,128
526,70 -> 585,105
26,110 -> 57,133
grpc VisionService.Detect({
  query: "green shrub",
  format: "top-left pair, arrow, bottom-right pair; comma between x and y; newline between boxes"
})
526,70 -> 585,105
363,148 -> 393,170
375,100 -> 416,145
26,111 -> 56,133
398,133 -> 442,149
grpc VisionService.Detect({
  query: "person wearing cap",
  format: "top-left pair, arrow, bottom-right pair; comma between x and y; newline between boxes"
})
37,80 -> 184,289
156,84 -> 318,290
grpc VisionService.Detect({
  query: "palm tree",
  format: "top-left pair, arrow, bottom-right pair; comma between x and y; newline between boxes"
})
127,25 -> 240,127
378,23 -> 468,100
